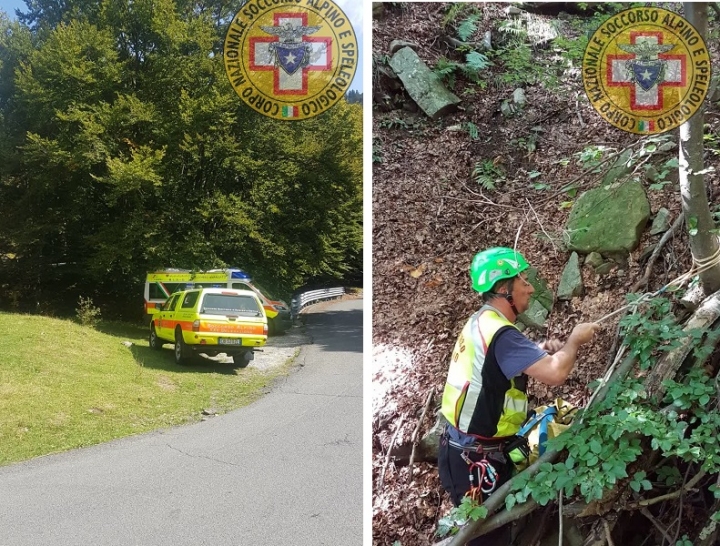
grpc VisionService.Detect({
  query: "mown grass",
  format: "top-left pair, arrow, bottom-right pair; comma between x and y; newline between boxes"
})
0,312 -> 293,466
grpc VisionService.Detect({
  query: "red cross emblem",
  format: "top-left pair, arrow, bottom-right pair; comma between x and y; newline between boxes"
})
607,31 -> 686,111
249,13 -> 332,96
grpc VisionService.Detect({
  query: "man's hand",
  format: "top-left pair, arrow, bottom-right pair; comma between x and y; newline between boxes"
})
539,338 -> 563,354
568,322 -> 600,346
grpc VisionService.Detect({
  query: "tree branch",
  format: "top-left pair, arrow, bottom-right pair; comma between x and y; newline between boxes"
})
625,469 -> 706,510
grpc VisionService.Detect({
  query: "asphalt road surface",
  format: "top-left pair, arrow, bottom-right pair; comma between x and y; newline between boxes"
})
0,297 -> 363,546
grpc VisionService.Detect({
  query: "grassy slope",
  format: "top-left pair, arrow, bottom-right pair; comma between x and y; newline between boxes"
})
0,313 -> 291,466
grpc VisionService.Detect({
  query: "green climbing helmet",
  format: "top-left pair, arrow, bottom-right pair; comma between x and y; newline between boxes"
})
470,247 -> 530,294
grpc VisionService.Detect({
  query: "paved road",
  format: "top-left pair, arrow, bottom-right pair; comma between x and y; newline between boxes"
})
0,297 -> 363,546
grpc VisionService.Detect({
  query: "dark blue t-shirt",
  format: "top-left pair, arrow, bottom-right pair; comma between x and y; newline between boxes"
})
493,328 -> 547,380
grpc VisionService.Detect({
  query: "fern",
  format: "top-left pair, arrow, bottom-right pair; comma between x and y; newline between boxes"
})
473,159 -> 505,191
434,57 -> 461,87
465,51 -> 491,71
464,122 -> 479,140
442,3 -> 469,27
457,14 -> 481,42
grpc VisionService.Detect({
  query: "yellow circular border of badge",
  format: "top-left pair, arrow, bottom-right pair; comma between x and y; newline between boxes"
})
582,7 -> 711,135
223,0 -> 358,121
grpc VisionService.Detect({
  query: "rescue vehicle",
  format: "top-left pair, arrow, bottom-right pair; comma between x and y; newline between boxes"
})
149,287 -> 267,367
144,268 -> 291,334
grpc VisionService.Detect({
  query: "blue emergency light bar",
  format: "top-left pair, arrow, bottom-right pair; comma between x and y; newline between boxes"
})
230,270 -> 250,279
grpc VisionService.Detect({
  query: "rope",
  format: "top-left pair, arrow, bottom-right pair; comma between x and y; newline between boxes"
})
593,239 -> 720,325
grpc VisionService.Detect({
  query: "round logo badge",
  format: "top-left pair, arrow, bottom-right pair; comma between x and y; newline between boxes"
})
582,7 -> 711,134
223,0 -> 358,121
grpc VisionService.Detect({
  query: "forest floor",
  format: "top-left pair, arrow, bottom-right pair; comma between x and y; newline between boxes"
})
371,3 -> 720,545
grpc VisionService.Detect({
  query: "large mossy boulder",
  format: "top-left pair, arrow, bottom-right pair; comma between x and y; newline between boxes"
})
566,180 -> 650,254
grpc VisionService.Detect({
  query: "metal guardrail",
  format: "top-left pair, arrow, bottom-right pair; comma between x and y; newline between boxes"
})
290,287 -> 345,319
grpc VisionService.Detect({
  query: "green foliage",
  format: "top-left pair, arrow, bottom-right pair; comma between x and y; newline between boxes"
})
0,4 -> 362,316
434,53 -> 491,88
463,122 -> 479,140
436,495 -> 488,538
472,159 -> 505,191
457,13 -> 481,42
619,295 -> 687,370
503,294 -> 720,515
647,157 -> 679,191
76,296 -> 101,327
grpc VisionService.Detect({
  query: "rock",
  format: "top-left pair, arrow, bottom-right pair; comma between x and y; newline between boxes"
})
594,262 -> 615,276
389,39 -> 419,56
518,298 -> 549,330
525,267 -> 554,311
657,140 -> 677,152
121,341 -> 133,347
389,47 -> 461,119
483,31 -> 492,50
202,408 -> 219,416
585,252 -> 604,269
501,99 -> 517,117
513,88 -> 527,106
372,2 -> 385,18
566,180 -> 650,254
650,207 -> 671,235
557,252 -> 584,300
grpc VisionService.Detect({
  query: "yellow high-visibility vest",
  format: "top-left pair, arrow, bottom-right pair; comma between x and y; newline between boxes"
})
440,305 -> 529,438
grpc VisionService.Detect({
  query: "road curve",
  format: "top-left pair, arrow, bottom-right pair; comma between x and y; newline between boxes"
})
0,297 -> 363,546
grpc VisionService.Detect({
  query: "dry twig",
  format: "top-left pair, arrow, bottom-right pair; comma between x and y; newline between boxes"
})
407,388 -> 435,483
377,413 -> 405,495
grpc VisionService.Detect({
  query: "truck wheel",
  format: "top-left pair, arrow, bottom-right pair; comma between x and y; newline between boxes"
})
233,352 -> 252,369
175,328 -> 191,365
149,325 -> 163,350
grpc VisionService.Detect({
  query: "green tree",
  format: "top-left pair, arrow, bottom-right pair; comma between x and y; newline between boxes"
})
0,0 -> 362,317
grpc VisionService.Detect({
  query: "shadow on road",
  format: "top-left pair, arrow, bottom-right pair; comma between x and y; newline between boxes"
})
304,308 -> 362,354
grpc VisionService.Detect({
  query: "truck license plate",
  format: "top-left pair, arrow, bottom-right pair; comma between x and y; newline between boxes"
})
219,338 -> 241,345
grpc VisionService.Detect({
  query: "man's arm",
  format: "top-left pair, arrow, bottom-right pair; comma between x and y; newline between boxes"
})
524,323 -> 599,386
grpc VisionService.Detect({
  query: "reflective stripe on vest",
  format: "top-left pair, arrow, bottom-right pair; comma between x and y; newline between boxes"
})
440,305 -> 529,437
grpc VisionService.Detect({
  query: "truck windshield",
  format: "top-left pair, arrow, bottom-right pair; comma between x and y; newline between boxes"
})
201,294 -> 261,316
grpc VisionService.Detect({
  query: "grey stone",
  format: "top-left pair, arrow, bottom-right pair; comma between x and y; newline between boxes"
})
389,47 -> 461,119
595,262 -> 615,276
566,180 -> 650,254
501,99 -> 516,117
513,88 -> 526,106
483,31 -> 492,50
585,252 -> 604,269
650,207 -> 671,235
517,298 -> 549,330
389,39 -> 420,56
557,252 -> 584,301
524,267 -> 554,312
657,140 -> 677,152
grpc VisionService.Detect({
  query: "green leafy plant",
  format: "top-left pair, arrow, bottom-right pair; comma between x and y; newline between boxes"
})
436,495 -> 488,538
457,13 -> 481,42
463,121 -> 479,140
76,296 -> 101,328
379,117 -> 410,130
472,159 -> 505,191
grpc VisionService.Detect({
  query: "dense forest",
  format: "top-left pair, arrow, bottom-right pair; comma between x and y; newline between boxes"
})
0,0 -> 362,320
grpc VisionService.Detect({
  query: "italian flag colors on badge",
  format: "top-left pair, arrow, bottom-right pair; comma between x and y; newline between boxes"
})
638,120 -> 655,132
281,106 -> 298,119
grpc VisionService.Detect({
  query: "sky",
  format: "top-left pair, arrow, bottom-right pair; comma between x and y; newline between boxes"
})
0,0 -> 363,92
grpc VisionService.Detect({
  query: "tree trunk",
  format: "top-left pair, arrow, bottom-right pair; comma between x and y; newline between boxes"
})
680,3 -> 720,294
